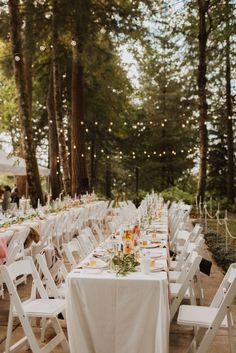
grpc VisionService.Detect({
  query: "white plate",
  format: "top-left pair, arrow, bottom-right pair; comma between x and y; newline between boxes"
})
141,243 -> 159,249
83,260 -> 108,269
151,264 -> 164,272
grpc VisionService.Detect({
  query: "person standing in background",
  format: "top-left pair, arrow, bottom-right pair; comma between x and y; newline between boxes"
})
11,187 -> 20,208
2,185 -> 11,213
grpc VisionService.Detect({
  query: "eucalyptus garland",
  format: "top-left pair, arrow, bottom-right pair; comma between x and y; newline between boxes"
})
111,253 -> 139,276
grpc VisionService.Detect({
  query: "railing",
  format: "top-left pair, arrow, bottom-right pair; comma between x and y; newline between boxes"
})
196,197 -> 236,253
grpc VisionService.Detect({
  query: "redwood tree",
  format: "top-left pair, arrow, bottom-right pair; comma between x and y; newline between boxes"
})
47,65 -> 61,200
225,0 -> 234,204
8,0 -> 44,207
52,0 -> 71,195
196,0 -> 211,202
71,1 -> 89,195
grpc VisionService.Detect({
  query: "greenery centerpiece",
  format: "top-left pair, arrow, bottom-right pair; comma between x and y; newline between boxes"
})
110,253 -> 139,276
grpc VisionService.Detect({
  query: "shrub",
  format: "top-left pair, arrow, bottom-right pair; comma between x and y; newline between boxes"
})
161,186 -> 194,205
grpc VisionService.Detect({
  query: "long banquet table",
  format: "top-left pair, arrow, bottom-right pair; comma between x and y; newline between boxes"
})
66,206 -> 170,353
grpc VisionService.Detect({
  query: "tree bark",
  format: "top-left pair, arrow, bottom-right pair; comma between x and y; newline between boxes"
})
196,0 -> 210,203
71,1 -> 89,195
90,138 -> 95,192
8,0 -> 44,208
47,65 -> 61,200
225,0 -> 234,204
105,159 -> 111,198
52,0 -> 71,195
71,43 -> 87,194
24,0 -> 34,117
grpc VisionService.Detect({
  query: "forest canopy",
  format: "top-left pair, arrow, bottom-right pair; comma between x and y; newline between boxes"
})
0,0 -> 235,206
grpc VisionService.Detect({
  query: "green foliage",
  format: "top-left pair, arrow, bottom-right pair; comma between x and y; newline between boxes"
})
162,186 -> 194,205
111,253 -> 139,276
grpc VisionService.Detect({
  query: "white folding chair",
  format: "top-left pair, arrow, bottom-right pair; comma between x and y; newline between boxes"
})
170,253 -> 202,322
177,263 -> 236,353
1,257 -> 69,353
62,238 -> 83,270
92,224 -> 105,243
36,251 -> 68,300
31,218 -> 55,261
6,226 -> 30,287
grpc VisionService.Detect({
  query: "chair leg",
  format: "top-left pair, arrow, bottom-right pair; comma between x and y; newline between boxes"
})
5,304 -> 13,353
195,272 -> 204,305
50,317 -> 70,353
41,317 -> 47,342
227,312 -> 235,353
187,328 -> 205,353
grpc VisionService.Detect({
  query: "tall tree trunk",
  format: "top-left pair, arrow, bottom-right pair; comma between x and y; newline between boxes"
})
8,0 -> 44,208
90,138 -> 95,192
225,0 -> 234,204
105,159 -> 111,198
24,0 -> 34,117
52,0 -> 71,195
47,65 -> 61,200
71,1 -> 89,195
71,44 -> 87,195
196,0 -> 210,203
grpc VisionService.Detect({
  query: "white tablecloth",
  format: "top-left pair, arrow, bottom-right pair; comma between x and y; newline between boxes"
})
66,269 -> 170,353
